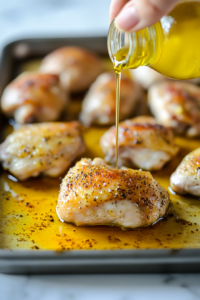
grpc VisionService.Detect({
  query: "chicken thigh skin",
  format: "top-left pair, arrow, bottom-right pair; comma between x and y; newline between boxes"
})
170,148 -> 200,196
101,116 -> 179,171
57,158 -> 170,228
1,72 -> 67,124
148,81 -> 200,137
40,46 -> 103,92
80,72 -> 144,126
0,122 -> 85,181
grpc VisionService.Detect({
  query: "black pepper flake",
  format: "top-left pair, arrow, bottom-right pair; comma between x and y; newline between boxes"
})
42,137 -> 50,142
121,193 -> 126,199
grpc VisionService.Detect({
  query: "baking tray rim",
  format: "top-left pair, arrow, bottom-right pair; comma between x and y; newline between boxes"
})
0,248 -> 200,260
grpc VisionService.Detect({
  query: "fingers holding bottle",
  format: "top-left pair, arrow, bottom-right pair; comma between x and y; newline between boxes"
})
110,0 -> 179,32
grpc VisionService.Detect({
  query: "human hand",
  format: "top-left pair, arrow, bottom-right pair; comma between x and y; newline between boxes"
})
110,0 -> 179,32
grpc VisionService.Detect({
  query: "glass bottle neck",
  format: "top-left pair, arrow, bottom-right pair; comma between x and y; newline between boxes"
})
107,19 -> 163,73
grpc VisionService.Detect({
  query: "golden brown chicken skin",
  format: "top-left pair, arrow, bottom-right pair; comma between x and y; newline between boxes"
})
40,46 -> 103,92
80,73 -> 144,126
0,122 -> 85,181
170,148 -> 200,196
1,72 -> 67,124
101,116 -> 179,171
57,158 -> 170,228
148,81 -> 200,137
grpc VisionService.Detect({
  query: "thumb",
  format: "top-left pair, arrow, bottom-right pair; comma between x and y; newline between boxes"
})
115,0 -> 179,32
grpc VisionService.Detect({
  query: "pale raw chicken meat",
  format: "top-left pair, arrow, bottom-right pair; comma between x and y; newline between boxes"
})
130,67 -> 166,89
0,122 -> 85,181
1,72 -> 67,124
130,67 -> 200,89
170,148 -> 200,196
100,116 -> 179,171
148,81 -> 200,137
57,158 -> 170,228
40,46 -> 103,92
80,72 -> 144,126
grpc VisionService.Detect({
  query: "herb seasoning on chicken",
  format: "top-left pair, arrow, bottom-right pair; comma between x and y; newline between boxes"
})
57,158 -> 170,229
0,122 -> 85,181
101,116 -> 179,171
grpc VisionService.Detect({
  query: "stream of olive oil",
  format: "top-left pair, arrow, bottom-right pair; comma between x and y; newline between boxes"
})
115,72 -> 121,168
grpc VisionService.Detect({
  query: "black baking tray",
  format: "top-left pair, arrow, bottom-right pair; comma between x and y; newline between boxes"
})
0,37 -> 200,274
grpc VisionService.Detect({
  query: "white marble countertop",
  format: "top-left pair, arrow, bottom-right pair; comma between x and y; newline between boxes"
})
0,1 -> 200,299
1,273 -> 200,300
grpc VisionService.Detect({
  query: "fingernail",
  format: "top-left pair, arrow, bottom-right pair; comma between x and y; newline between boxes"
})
116,5 -> 139,31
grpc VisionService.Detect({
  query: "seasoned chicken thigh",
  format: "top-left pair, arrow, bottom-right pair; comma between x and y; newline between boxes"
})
100,116 -> 179,171
170,148 -> 200,196
0,122 -> 85,181
80,73 -> 144,126
57,158 -> 170,228
1,72 -> 67,124
148,81 -> 200,137
40,46 -> 103,92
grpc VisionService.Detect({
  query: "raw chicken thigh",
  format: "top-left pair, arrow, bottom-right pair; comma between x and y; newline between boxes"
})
0,122 -> 85,181
148,81 -> 200,137
40,46 -> 103,92
170,148 -> 200,196
101,116 -> 179,171
1,72 -> 67,124
57,158 -> 170,228
80,72 -> 144,126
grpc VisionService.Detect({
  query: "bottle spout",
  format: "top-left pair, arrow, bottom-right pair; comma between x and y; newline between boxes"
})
108,19 -> 163,72
107,19 -> 132,72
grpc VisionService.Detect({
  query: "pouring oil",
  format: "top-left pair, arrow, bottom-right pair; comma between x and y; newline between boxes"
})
115,72 -> 121,168
108,1 -> 200,167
